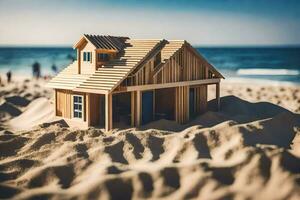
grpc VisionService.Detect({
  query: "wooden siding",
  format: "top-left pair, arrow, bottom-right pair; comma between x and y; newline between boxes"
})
154,45 -> 209,84
194,85 -> 207,114
56,89 -> 72,118
175,86 -> 189,124
133,58 -> 154,85
79,41 -> 96,74
56,89 -> 89,122
117,43 -> 214,89
87,94 -> 102,126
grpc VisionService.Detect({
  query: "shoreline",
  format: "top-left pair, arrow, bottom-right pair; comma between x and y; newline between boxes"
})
224,77 -> 300,86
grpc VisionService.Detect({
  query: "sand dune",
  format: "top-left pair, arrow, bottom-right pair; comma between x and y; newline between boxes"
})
9,97 -> 54,131
0,79 -> 299,200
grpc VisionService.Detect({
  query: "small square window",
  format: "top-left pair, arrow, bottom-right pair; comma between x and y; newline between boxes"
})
98,53 -> 109,62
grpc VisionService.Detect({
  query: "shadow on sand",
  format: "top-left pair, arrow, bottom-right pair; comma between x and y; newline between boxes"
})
139,95 -> 300,149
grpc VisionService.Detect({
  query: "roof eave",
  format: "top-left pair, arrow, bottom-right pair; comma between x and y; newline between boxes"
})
73,35 -> 97,49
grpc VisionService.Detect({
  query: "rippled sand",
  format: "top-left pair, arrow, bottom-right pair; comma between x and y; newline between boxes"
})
0,78 -> 299,200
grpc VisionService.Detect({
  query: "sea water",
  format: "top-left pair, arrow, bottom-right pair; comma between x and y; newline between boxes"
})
0,47 -> 76,77
199,46 -> 300,84
0,46 -> 299,84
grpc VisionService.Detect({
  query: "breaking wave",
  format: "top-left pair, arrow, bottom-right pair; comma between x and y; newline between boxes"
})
237,68 -> 300,76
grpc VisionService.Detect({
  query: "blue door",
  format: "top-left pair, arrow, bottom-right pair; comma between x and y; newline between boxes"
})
142,91 -> 153,125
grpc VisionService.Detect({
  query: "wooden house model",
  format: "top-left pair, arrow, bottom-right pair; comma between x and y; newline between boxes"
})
47,35 -> 224,131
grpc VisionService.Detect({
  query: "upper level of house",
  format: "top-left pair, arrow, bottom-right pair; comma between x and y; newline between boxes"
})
74,35 -> 128,74
47,34 -> 223,94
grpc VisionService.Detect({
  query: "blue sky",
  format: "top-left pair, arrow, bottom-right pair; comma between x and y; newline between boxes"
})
0,0 -> 299,46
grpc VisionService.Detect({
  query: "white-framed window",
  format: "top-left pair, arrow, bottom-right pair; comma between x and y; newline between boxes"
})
73,95 -> 83,119
83,52 -> 91,62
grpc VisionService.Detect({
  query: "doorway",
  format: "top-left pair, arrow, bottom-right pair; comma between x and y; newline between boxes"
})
142,90 -> 154,125
112,92 -> 131,127
189,88 -> 195,118
154,88 -> 175,120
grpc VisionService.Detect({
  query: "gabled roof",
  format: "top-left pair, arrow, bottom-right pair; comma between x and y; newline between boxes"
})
48,35 -> 224,94
74,39 -> 165,94
74,34 -> 128,51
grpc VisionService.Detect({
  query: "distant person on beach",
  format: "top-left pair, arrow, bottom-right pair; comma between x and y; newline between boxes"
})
67,54 -> 75,61
32,62 -> 41,79
6,70 -> 12,83
51,64 -> 58,74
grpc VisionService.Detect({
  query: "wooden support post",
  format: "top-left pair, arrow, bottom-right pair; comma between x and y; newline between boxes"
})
77,49 -> 81,74
136,90 -> 141,127
105,93 -> 113,131
216,83 -> 220,111
131,91 -> 135,127
86,93 -> 90,126
54,89 -> 57,116
175,86 -> 190,124
153,89 -> 155,120
186,86 -> 190,123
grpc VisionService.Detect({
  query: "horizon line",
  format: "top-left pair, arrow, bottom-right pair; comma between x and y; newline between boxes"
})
1,44 -> 300,48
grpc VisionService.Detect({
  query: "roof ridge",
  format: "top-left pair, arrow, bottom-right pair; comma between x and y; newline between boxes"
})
167,39 -> 185,41
82,34 -> 128,51
127,39 -> 163,41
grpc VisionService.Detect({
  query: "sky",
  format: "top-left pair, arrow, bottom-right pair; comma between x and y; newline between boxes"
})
0,0 -> 299,46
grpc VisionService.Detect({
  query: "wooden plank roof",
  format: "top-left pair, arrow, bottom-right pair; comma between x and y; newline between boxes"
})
74,35 -> 128,51
74,39 -> 164,93
48,35 -> 224,93
46,61 -> 90,90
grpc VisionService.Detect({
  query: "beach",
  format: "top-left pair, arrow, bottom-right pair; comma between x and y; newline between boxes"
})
0,76 -> 299,199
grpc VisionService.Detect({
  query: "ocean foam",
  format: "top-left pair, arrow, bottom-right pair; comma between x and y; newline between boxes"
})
237,68 -> 300,76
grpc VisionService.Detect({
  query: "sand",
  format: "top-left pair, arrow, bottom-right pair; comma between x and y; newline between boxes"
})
0,77 -> 299,200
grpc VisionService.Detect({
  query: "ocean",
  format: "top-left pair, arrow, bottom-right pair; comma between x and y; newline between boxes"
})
0,47 -> 299,84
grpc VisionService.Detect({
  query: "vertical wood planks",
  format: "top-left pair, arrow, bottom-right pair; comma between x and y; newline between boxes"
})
175,86 -> 189,124
86,93 -> 90,125
193,85 -> 207,114
56,89 -> 71,118
153,44 -> 212,85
